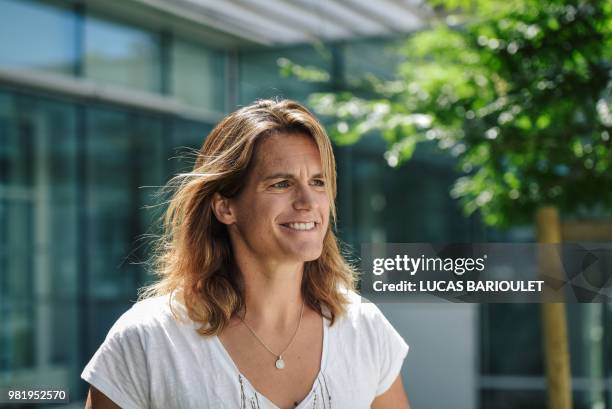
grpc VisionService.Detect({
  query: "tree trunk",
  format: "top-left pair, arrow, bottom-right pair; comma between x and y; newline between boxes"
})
535,206 -> 572,409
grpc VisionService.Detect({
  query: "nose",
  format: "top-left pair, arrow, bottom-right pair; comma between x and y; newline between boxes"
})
293,182 -> 318,211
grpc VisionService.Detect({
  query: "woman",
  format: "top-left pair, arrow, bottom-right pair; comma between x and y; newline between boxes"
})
82,99 -> 411,409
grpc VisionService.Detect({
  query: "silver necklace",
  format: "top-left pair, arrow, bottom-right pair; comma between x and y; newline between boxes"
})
239,299 -> 305,370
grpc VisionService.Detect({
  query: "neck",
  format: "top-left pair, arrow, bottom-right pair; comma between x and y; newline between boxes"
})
234,255 -> 306,332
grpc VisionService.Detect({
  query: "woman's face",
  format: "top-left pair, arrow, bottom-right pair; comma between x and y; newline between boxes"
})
226,132 -> 330,266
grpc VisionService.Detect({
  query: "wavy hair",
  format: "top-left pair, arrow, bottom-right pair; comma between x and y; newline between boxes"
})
139,99 -> 357,336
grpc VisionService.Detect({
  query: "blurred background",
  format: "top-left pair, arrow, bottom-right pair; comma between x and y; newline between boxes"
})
0,0 -> 610,408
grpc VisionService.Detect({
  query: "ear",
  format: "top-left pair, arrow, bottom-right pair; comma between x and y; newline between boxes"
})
211,192 -> 236,225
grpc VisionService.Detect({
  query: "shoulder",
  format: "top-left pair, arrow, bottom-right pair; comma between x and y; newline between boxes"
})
333,288 -> 408,352
334,288 -> 389,332
104,293 -> 189,342
333,289 -> 410,386
81,298 -> 179,409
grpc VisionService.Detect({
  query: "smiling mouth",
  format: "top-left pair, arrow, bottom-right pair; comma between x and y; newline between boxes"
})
281,222 -> 317,231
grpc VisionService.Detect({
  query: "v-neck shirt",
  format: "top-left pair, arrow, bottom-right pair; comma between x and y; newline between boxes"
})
212,314 -> 329,409
81,289 -> 409,408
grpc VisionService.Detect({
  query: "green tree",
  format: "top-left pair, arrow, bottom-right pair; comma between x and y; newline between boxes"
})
285,1 -> 611,408
298,0 -> 611,227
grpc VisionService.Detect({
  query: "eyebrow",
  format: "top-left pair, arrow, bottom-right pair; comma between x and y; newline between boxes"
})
261,172 -> 324,182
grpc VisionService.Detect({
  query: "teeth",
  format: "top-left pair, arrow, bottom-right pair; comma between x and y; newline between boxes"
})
285,222 -> 315,231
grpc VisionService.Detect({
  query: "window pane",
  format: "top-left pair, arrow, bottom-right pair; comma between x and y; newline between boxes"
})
239,45 -> 330,104
84,107 -> 165,372
0,90 -> 79,390
0,0 -> 76,74
84,15 -> 161,92
481,389 -> 547,409
480,304 -> 544,376
481,389 -> 604,409
343,38 -> 405,83
171,38 -> 226,112
336,145 -> 473,248
171,119 -> 212,174
85,107 -> 164,299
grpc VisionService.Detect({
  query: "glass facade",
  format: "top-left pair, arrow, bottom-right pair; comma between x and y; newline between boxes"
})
171,119 -> 213,175
0,0 -> 228,107
84,16 -> 162,93
0,0 -> 77,74
84,107 -> 165,298
343,37 -> 406,83
0,91 -> 79,391
0,88 -> 215,399
171,38 -> 226,111
0,1 -> 610,408
481,303 -> 611,409
0,4 -> 226,398
239,44 -> 332,104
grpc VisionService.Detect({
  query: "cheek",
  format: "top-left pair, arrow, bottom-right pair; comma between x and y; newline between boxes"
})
318,196 -> 331,223
244,196 -> 284,225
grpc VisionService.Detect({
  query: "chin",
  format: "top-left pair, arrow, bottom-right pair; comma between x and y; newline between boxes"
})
302,253 -> 322,262
286,245 -> 323,263
300,247 -> 324,262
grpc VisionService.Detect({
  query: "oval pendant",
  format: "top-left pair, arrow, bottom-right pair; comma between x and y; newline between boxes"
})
275,357 -> 285,369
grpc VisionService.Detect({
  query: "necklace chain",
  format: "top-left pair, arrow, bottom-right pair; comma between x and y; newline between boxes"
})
239,299 -> 305,366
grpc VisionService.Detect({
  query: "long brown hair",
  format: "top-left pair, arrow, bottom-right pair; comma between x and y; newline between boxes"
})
139,99 -> 357,336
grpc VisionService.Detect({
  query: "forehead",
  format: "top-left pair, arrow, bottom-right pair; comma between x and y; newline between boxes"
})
251,133 -> 322,174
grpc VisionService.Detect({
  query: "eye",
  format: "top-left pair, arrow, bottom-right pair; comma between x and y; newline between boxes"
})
311,179 -> 325,187
271,180 -> 290,189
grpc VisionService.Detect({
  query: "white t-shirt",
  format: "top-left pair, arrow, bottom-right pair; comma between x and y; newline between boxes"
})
81,289 -> 409,409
